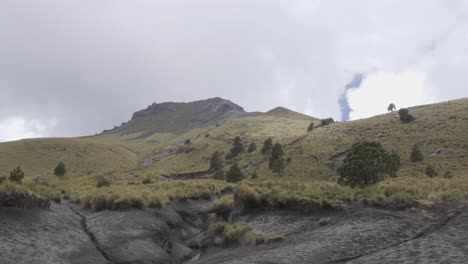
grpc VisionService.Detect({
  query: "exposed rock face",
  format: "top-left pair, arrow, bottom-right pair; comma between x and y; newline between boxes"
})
0,203 -> 109,264
3,199 -> 468,264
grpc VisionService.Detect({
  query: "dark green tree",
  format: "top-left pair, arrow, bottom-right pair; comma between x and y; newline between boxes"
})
261,137 -> 273,155
9,166 -> 25,184
337,142 -> 400,188
320,118 -> 335,127
184,139 -> 192,145
307,121 -> 315,132
230,136 -> 244,158
54,162 -> 67,177
269,143 -> 286,174
410,144 -> 424,162
387,103 -> 396,112
209,151 -> 224,172
247,142 -> 257,153
226,163 -> 244,183
270,158 -> 286,174
399,108 -> 415,123
425,165 -> 438,177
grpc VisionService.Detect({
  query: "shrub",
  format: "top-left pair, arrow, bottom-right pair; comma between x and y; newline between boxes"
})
387,103 -> 396,112
184,139 -> 192,145
213,169 -> 225,180
209,151 -> 224,172
225,153 -> 233,160
286,157 -> 292,164
226,163 -> 244,183
269,143 -> 286,174
410,144 -> 424,162
96,176 -> 111,188
54,162 -> 67,177
247,142 -> 257,153
337,142 -> 400,188
307,121 -> 315,132
9,166 -> 25,184
425,165 -> 438,177
230,136 -> 244,158
399,108 -> 415,123
0,176 -> 6,184
261,137 -> 273,155
205,134 -> 210,138
142,177 -> 152,184
320,118 -> 335,127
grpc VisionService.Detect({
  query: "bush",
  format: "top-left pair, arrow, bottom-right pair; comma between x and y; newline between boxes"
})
307,121 -> 315,132
399,108 -> 415,123
320,118 -> 335,127
230,136 -> 244,158
425,165 -> 438,177
209,151 -> 224,172
9,166 -> 25,184
247,142 -> 257,153
337,142 -> 400,188
226,163 -> 244,183
261,137 -> 273,155
388,103 -> 396,112
269,143 -> 286,174
0,176 -> 6,184
96,176 -> 111,188
54,162 -> 67,177
410,144 -> 424,162
225,153 -> 233,160
213,169 -> 225,180
142,177 -> 152,184
184,139 -> 192,145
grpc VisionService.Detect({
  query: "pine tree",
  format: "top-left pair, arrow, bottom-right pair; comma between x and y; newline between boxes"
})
261,137 -> 273,155
247,142 -> 257,153
209,151 -> 224,172
269,143 -> 286,174
9,166 -> 25,183
230,136 -> 244,158
410,145 -> 424,162
54,162 -> 67,177
226,163 -> 244,183
307,121 -> 315,132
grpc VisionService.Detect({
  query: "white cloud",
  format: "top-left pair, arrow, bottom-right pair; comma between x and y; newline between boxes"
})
347,71 -> 434,120
0,117 -> 56,142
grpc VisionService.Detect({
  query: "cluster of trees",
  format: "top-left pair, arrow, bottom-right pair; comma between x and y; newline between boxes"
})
0,162 -> 67,185
208,135 -> 289,183
307,118 -> 335,133
337,140 -> 453,188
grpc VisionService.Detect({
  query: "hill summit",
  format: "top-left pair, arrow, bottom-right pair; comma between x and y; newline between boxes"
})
102,97 -> 247,137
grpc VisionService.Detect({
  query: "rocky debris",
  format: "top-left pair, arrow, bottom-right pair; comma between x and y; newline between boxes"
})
142,147 -> 178,168
431,147 -> 449,156
0,192 -> 50,209
329,152 -> 347,170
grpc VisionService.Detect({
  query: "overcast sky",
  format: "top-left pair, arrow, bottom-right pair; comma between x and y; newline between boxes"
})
1,0 -> 468,142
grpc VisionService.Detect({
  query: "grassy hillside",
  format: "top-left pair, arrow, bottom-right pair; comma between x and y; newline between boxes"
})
0,98 -> 467,208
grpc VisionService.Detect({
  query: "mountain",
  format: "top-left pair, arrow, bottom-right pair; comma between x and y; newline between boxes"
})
2,97 -> 468,264
101,97 -> 247,138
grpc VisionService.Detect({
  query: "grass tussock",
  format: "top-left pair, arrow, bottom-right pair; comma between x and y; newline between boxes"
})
234,177 -> 468,211
70,179 -> 232,210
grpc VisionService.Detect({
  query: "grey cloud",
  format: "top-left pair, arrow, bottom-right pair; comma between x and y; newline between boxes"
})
0,0 -> 467,139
